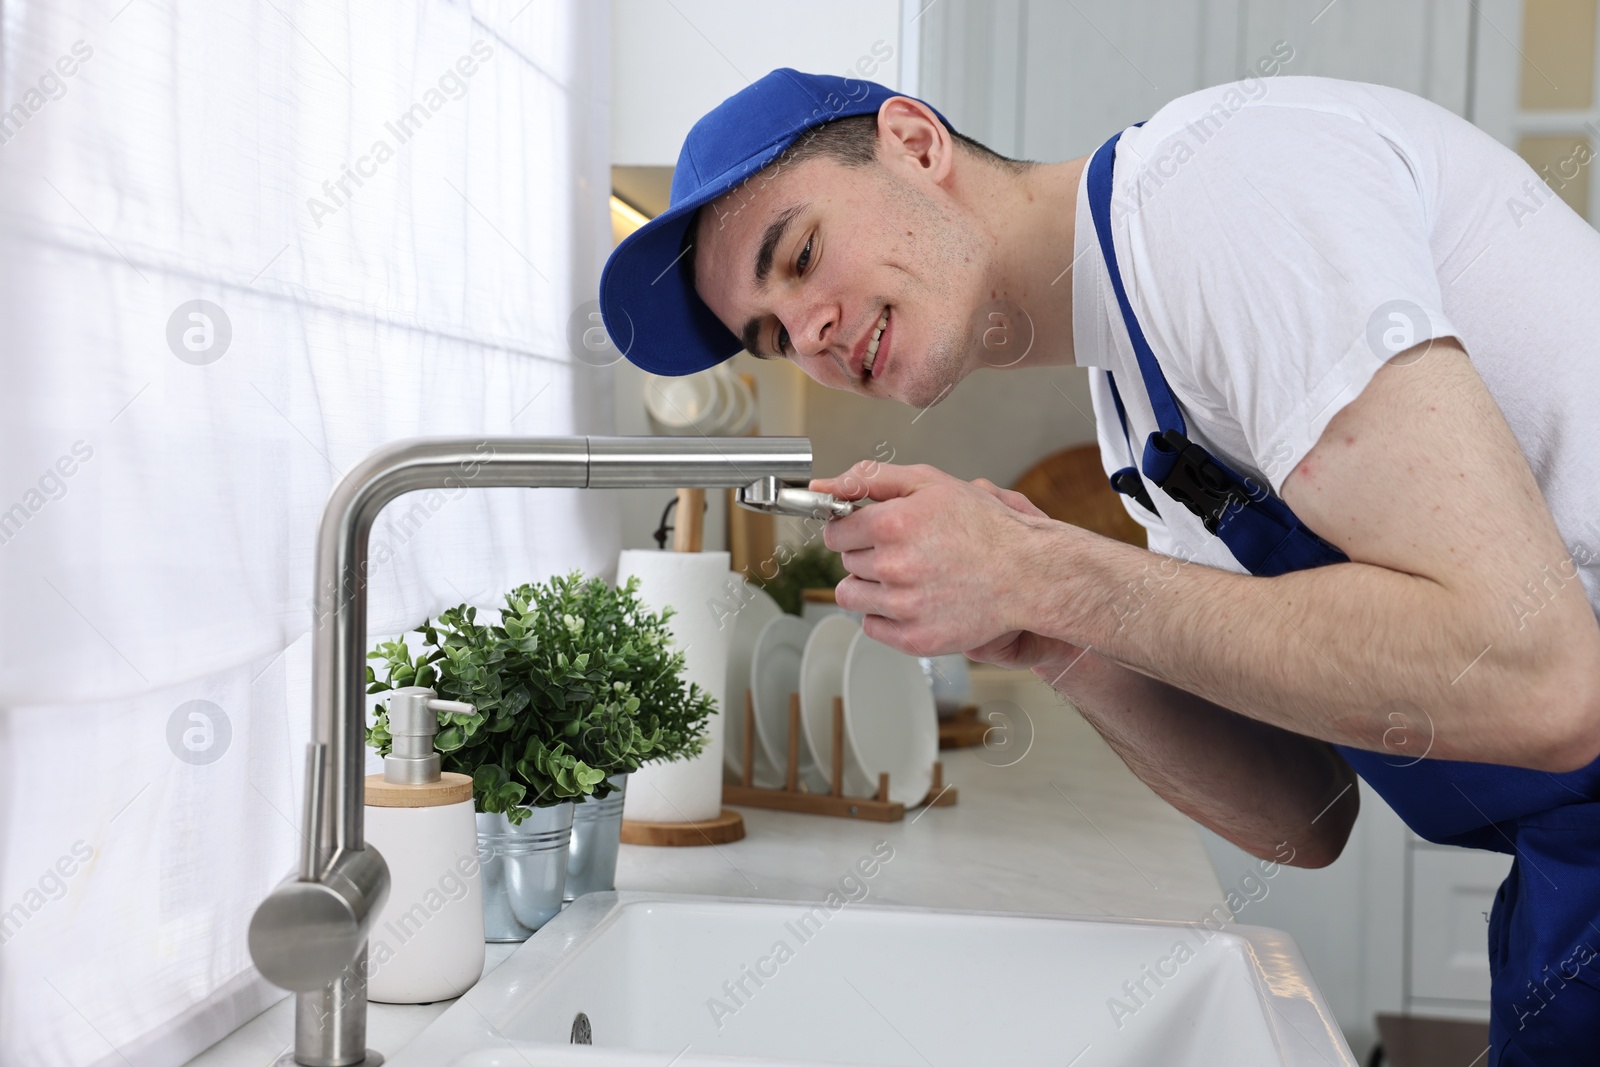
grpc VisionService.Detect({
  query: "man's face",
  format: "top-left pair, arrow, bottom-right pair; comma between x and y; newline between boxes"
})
691,150 -> 987,408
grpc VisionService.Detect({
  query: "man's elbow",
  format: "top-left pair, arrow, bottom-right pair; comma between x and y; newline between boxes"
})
1529,651 -> 1600,774
1242,828 -> 1348,870
1240,779 -> 1360,871
1285,795 -> 1359,869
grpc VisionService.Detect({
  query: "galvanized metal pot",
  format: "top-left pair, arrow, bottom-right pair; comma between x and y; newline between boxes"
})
476,804 -> 573,942
565,774 -> 628,902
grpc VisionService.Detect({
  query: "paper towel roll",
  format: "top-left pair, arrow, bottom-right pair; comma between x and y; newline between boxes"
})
617,549 -> 732,822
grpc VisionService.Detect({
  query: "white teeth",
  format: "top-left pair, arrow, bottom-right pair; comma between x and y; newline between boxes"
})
863,309 -> 889,374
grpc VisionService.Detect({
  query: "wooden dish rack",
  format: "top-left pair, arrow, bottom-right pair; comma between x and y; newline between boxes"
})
722,689 -> 957,821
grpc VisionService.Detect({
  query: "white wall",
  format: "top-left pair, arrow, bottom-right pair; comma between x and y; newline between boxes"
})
612,0 -> 906,167
804,365 -> 1097,487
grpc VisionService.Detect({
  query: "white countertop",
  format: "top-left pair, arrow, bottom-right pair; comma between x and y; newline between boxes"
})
616,667 -> 1226,920
187,668 -> 1226,1066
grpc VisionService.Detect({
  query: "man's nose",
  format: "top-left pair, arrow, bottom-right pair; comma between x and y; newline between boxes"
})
787,298 -> 838,363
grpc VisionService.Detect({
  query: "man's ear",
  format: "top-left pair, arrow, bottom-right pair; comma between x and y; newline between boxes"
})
875,96 -> 954,183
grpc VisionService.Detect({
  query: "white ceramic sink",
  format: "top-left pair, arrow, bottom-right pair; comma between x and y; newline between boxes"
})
388,891 -> 1355,1067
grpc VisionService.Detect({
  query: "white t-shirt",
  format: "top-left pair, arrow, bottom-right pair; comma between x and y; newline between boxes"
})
1071,75 -> 1600,616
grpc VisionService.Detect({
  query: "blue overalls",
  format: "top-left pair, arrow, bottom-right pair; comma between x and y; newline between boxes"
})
1087,126 -> 1600,1065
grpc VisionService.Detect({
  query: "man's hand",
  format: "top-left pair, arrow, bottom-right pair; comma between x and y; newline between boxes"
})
964,628 -> 1088,675
810,462 -> 1066,658
959,478 -> 1093,672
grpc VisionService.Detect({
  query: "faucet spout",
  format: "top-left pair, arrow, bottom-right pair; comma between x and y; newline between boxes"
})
249,435 -> 812,1066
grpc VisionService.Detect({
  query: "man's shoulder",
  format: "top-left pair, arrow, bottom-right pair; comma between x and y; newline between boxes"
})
1130,74 -> 1444,161
1106,74 -> 1481,226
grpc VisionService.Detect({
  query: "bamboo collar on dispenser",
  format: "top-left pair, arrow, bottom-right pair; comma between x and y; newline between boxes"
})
365,687 -> 475,807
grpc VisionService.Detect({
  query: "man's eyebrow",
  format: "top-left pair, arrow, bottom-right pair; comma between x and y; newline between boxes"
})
754,203 -> 804,288
738,203 -> 805,359
741,316 -> 768,358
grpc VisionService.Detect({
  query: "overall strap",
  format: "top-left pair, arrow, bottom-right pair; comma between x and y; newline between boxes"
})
1085,125 -> 1187,439
1084,126 -> 1347,577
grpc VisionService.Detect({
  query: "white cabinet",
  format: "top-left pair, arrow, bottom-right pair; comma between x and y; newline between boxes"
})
916,0 -> 1477,165
1236,0 -> 1473,115
1408,841 -> 1514,1014
1469,0 -> 1600,224
1202,788 -> 1514,1056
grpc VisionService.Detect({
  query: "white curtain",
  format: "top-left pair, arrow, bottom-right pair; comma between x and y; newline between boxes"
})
0,1 -> 616,1063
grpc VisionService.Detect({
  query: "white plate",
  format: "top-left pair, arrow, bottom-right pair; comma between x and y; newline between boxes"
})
722,576 -> 784,786
720,368 -> 757,436
799,614 -> 872,796
750,614 -> 825,791
642,365 -> 755,436
642,371 -> 720,433
842,630 -> 939,806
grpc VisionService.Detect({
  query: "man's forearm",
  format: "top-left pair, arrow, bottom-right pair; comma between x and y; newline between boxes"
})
1035,648 -> 1358,867
1023,522 -> 1595,772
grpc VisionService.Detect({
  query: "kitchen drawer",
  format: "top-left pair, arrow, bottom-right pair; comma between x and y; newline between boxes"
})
1408,846 -> 1515,1003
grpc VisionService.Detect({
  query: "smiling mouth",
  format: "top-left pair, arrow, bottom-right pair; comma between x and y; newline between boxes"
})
863,307 -> 889,377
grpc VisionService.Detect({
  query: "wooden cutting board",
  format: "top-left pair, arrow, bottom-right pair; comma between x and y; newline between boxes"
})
1009,444 -> 1147,548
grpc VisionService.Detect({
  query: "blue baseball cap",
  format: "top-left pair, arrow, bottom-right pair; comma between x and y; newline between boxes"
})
598,68 -> 952,377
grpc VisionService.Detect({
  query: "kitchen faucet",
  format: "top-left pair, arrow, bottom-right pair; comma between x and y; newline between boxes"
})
248,435 -> 813,1067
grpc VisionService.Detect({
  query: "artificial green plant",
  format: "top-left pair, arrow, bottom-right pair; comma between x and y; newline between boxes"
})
366,572 -> 715,825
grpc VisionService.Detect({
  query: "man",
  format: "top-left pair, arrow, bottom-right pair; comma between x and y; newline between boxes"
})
599,69 -> 1600,1064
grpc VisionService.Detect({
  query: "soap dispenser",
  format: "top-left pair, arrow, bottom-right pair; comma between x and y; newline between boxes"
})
363,686 -> 486,1004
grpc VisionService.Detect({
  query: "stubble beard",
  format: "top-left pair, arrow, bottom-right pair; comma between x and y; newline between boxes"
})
896,325 -> 967,410
873,168 -> 986,410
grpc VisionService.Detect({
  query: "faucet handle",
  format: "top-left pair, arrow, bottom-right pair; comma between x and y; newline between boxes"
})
383,686 -> 475,784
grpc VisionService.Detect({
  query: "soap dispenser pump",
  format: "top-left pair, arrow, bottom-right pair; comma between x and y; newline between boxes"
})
363,686 -> 486,1004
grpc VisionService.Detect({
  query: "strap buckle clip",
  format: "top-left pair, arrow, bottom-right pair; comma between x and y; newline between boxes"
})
1149,430 -> 1252,534
1109,467 -> 1158,515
